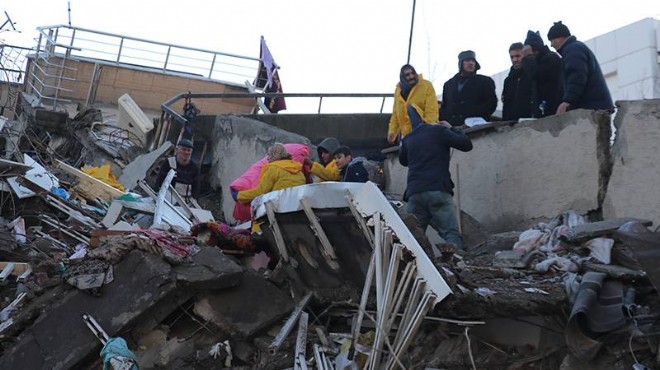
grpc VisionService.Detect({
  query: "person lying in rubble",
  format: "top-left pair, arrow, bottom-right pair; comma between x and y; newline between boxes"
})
399,104 -> 473,252
303,137 -> 341,182
332,145 -> 369,183
155,138 -> 200,203
234,143 -> 307,204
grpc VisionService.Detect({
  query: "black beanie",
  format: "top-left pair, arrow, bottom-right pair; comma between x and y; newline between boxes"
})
524,30 -> 544,50
547,21 -> 571,40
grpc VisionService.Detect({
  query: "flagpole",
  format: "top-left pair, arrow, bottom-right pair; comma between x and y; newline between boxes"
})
406,0 -> 416,64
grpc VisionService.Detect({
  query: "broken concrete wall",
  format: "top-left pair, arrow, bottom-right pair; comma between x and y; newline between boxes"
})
603,99 -> 660,227
206,115 -> 311,223
385,109 -> 612,232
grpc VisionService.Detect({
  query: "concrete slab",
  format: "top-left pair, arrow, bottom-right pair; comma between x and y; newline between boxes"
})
0,248 -> 243,369
193,270 -> 294,338
118,141 -> 173,191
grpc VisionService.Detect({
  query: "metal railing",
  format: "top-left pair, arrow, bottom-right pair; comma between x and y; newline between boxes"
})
35,25 -> 261,85
161,92 -> 394,124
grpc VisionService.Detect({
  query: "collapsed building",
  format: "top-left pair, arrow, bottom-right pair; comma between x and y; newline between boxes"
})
0,24 -> 658,370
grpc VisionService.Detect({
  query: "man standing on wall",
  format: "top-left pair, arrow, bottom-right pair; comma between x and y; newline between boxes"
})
440,50 -> 497,126
502,42 -> 536,121
547,21 -> 613,114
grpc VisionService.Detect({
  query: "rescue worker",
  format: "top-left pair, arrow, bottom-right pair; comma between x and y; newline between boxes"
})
236,143 -> 306,204
387,64 -> 439,143
304,137 -> 341,182
155,138 -> 200,203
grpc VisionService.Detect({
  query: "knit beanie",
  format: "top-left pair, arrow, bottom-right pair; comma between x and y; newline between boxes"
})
547,21 -> 571,40
457,50 -> 481,71
524,30 -> 544,51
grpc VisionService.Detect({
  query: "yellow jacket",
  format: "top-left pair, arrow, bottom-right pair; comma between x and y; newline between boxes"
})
237,159 -> 306,203
388,74 -> 439,139
310,160 -> 341,182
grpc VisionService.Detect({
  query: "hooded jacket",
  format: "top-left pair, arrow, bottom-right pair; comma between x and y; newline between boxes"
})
340,157 -> 369,183
237,159 -> 306,203
388,73 -> 439,139
400,105 -> 473,197
310,137 -> 341,181
557,36 -> 613,111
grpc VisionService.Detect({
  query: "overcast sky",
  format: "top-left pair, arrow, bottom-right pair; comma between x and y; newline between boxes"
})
2,0 -> 660,113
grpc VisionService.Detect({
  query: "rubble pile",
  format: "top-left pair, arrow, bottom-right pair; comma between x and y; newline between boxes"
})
0,102 -> 658,370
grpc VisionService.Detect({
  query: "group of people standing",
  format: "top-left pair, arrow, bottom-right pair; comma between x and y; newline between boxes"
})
390,21 -> 615,252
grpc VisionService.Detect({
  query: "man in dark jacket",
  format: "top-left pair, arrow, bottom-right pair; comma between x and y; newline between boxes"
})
523,30 -> 563,117
333,146 -> 369,183
440,50 -> 497,126
547,21 -> 613,114
400,105 -> 473,250
155,138 -> 200,203
502,42 -> 536,121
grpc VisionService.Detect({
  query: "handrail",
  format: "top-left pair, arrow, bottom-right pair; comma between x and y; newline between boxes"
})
161,92 -> 395,123
35,25 -> 261,85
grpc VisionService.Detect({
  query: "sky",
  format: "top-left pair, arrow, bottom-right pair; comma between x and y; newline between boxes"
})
2,0 -> 660,113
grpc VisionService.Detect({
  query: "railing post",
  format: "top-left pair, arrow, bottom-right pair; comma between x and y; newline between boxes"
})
208,54 -> 217,79
317,97 -> 323,114
164,46 -> 171,71
116,38 -> 124,63
67,28 -> 76,57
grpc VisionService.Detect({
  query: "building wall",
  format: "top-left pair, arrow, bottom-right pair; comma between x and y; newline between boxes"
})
603,99 -> 660,227
384,109 -> 611,232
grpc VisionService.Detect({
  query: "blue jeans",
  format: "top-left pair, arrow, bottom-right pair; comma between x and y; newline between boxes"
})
406,190 -> 463,249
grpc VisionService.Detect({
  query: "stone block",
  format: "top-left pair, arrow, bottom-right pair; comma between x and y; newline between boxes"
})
193,270 -> 294,338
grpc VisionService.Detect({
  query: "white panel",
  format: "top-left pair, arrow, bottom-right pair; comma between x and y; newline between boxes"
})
616,48 -> 657,87
614,18 -> 656,57
592,32 -> 617,65
117,93 -> 154,145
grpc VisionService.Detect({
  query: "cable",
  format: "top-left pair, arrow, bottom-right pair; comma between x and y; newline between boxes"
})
464,326 -> 476,370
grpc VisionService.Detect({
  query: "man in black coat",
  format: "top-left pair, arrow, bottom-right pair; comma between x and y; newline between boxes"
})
502,42 -> 536,121
547,21 -> 613,114
523,30 -> 563,117
440,50 -> 497,126
400,105 -> 472,251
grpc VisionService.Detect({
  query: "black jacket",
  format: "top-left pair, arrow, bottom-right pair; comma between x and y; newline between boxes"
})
502,62 -> 536,120
557,36 -> 613,111
440,73 -> 497,126
531,46 -> 563,116
340,158 -> 369,183
399,124 -> 472,197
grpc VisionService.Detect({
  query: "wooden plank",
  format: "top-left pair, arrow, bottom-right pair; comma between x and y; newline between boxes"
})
118,200 -> 156,214
566,218 -> 653,242
101,201 -> 124,228
52,159 -> 125,202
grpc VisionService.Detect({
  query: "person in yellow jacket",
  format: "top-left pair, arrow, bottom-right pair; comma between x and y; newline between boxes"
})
237,143 -> 307,204
304,137 -> 341,182
387,64 -> 439,143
